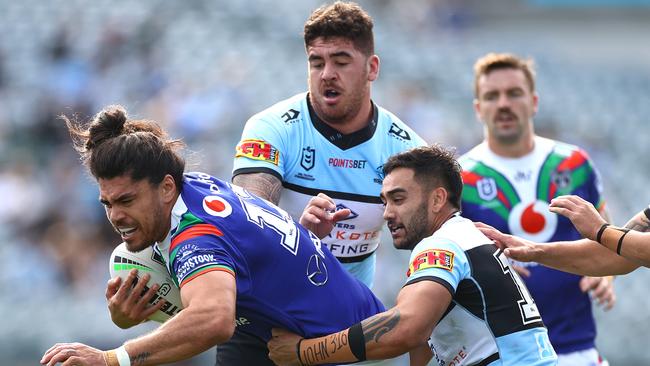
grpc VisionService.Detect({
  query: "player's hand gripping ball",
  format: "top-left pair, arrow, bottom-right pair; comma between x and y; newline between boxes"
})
109,242 -> 183,322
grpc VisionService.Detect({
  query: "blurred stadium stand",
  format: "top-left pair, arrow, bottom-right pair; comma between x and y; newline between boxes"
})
1,0 -> 649,364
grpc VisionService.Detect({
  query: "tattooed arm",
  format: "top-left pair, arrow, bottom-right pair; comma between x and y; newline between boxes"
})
41,271 -> 237,366
268,280 -> 451,365
233,172 -> 283,204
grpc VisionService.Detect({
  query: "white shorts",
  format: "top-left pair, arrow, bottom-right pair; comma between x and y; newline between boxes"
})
557,348 -> 608,366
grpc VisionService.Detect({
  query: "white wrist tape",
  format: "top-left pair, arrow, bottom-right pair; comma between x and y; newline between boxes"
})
115,345 -> 131,366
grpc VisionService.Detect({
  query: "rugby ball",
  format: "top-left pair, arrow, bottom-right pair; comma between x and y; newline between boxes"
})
109,242 -> 183,323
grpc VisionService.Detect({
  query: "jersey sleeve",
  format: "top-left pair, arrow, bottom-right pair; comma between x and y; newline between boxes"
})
583,151 -> 606,212
170,233 -> 238,288
404,238 -> 469,295
232,113 -> 288,181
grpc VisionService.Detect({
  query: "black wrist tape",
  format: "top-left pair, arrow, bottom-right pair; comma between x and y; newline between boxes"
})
596,223 -> 610,244
348,323 -> 367,362
644,206 -> 650,221
616,229 -> 630,255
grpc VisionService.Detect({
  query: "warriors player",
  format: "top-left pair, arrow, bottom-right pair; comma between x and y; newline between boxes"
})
41,105 -> 384,366
460,52 -> 614,365
268,146 -> 557,366
232,1 -> 426,288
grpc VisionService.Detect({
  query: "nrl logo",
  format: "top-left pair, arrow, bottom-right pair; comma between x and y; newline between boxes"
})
477,178 -> 497,201
301,146 -> 315,171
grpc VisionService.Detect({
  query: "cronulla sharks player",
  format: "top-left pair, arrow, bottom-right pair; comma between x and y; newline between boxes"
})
232,2 -> 426,287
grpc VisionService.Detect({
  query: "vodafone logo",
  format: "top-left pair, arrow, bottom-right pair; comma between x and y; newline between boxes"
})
202,196 -> 232,217
508,200 -> 557,242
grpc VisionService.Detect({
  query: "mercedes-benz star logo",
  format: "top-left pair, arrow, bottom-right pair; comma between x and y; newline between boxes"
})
306,254 -> 328,286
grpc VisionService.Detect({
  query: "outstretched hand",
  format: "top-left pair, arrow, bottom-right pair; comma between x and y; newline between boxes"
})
41,342 -> 106,366
300,193 -> 351,239
475,222 -> 542,263
549,195 -> 606,241
268,328 -> 304,366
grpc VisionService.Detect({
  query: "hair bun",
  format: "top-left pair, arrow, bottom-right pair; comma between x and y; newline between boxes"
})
86,105 -> 128,149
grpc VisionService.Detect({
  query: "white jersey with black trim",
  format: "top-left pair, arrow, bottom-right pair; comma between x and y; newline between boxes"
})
233,92 -> 426,286
406,215 -> 557,366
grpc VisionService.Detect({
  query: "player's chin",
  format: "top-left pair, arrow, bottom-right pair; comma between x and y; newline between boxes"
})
123,238 -> 151,253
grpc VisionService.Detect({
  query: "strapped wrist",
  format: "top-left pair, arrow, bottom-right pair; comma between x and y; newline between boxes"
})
114,345 -> 131,366
103,350 -> 119,366
596,223 -> 610,244
296,338 -> 305,366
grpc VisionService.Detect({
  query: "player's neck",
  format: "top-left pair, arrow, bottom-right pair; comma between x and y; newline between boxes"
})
487,134 -> 535,158
321,99 -> 373,135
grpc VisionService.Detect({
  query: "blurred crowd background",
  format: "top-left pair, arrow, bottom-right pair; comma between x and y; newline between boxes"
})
1,0 -> 650,365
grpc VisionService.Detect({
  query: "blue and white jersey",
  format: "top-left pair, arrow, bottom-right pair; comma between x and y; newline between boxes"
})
406,215 -> 557,366
155,172 -> 384,342
232,93 -> 426,286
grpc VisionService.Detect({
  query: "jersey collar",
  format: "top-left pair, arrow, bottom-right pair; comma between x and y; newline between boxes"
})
306,94 -> 379,150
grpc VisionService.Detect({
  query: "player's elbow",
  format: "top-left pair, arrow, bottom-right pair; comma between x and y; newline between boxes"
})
205,315 -> 236,345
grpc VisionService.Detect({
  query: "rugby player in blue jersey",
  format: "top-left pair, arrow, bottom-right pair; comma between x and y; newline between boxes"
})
268,145 -> 558,366
459,53 -> 614,365
232,1 -> 426,288
40,105 -> 385,366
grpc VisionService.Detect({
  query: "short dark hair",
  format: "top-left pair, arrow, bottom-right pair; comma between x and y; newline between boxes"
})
64,105 -> 185,189
383,145 -> 463,209
304,1 -> 375,56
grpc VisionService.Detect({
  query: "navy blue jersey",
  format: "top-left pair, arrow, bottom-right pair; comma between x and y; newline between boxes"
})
232,93 -> 426,286
156,172 -> 384,341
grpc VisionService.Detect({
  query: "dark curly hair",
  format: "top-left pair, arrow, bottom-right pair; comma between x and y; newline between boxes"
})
304,1 -> 374,56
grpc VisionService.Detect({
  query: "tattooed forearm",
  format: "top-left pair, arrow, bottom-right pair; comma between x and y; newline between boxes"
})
233,172 -> 282,204
624,210 -> 650,232
130,352 -> 151,366
361,308 -> 400,343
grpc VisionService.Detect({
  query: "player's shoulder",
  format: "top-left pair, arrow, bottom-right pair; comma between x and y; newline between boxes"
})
432,216 -> 490,251
375,104 -> 427,147
247,92 -> 308,126
542,136 -> 593,161
458,143 -> 488,169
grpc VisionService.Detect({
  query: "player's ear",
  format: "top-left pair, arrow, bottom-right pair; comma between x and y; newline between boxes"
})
160,174 -> 177,204
368,55 -> 379,82
429,187 -> 448,214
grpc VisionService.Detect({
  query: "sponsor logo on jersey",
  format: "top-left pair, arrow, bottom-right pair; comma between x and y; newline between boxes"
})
535,332 -> 556,360
306,254 -> 328,286
203,196 -> 233,217
477,178 -> 497,201
550,170 -> 571,189
335,203 -> 358,220
407,249 -> 454,276
235,139 -> 279,165
281,108 -> 300,123
301,146 -> 316,171
374,165 -> 384,184
328,157 -> 367,169
508,200 -> 558,242
177,253 -> 218,280
235,316 -> 251,327
294,172 -> 315,181
388,122 -> 411,141
515,170 -> 532,182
